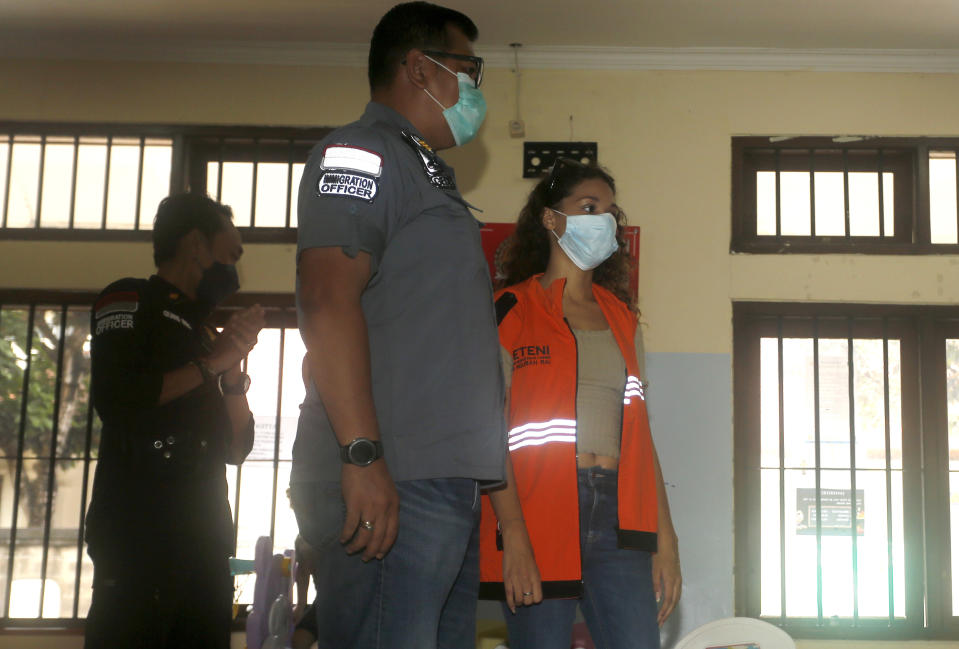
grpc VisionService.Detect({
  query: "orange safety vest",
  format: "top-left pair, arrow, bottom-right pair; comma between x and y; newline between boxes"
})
479,275 -> 658,600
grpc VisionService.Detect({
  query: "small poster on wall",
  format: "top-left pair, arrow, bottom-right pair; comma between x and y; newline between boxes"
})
480,223 -> 641,296
796,488 -> 865,536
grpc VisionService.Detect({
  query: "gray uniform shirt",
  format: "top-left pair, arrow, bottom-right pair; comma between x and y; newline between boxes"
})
292,101 -> 506,484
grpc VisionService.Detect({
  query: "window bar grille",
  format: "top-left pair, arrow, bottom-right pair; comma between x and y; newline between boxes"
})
777,318 -> 787,622
34,135 -> 47,229
232,354 -> 249,555
100,136 -> 113,229
881,322 -> 894,624
846,318 -> 860,623
232,465 -> 243,557
843,150 -> 851,238
134,137 -> 145,230
2,135 -> 12,228
68,136 -> 79,230
169,134 -> 184,195
2,305 -> 37,617
813,320 -> 824,624
38,306 -> 68,616
269,328 -> 286,540
216,138 -> 224,203
250,139 -> 260,228
877,150 -> 886,238
954,149 -> 959,245
73,344 -> 96,618
775,149 -> 782,238
809,150 -> 817,237
285,140 -> 294,229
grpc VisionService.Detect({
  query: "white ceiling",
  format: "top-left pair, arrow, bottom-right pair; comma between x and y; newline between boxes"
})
1,0 -> 958,67
3,0 -> 959,47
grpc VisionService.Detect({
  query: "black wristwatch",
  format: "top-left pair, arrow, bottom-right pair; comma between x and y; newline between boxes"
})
219,372 -> 251,396
339,438 -> 384,466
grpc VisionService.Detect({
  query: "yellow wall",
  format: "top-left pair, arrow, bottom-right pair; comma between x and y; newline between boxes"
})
3,60 -> 959,357
4,57 -> 959,647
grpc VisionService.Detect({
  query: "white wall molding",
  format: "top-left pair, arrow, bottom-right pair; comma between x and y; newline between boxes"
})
485,46 -> 959,73
3,36 -> 959,74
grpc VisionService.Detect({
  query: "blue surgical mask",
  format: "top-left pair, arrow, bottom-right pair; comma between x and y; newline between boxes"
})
551,210 -> 620,271
423,56 -> 487,146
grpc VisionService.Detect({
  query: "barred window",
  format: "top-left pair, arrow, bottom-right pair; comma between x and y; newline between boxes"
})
187,136 -> 313,229
0,135 -> 172,231
732,137 -> 959,253
735,303 -> 959,639
0,297 -> 100,620
0,292 -> 301,623
0,124 -> 330,242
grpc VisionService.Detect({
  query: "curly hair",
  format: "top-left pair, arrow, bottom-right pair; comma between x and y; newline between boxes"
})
499,161 -> 636,312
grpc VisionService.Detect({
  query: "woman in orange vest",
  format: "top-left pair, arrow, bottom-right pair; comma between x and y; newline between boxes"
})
480,159 -> 681,649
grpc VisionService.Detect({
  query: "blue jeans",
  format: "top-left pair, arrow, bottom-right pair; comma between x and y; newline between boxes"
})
502,467 -> 660,649
291,477 -> 481,649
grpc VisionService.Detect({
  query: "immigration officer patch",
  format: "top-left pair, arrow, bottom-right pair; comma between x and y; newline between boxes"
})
317,171 -> 378,202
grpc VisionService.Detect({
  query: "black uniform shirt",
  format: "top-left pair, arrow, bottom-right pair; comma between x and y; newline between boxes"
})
85,275 -> 235,573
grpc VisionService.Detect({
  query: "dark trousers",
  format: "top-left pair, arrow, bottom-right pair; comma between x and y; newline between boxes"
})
83,554 -> 233,649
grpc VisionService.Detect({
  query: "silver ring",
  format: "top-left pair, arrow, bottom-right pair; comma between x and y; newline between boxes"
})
361,520 -> 374,530
522,591 -> 533,597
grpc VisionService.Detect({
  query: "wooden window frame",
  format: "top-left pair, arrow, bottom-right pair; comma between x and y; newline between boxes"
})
731,137 -> 959,254
0,122 -> 332,245
734,301 -> 959,639
0,289 -> 295,630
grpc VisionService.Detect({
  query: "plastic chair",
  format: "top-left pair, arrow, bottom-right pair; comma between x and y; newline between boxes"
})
673,617 -> 796,649
246,536 -> 295,649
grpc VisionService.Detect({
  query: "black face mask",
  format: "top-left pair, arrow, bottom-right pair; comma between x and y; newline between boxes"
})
196,261 -> 240,310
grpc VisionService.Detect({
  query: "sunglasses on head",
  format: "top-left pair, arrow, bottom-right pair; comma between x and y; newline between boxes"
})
544,158 -> 622,219
546,157 -> 590,196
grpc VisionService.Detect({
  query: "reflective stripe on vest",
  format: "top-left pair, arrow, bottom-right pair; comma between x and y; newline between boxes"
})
624,375 -> 646,403
508,418 -> 577,451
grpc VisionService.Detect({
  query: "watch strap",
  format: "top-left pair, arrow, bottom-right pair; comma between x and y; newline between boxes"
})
192,359 -> 217,385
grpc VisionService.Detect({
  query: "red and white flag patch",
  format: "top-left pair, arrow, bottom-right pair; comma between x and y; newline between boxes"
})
320,145 -> 383,177
94,291 -> 139,320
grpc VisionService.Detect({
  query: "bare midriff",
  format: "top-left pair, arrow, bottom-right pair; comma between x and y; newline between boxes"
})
576,452 -> 618,470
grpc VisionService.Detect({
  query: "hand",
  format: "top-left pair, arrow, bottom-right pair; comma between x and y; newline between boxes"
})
652,533 -> 682,625
340,459 -> 399,561
500,519 -> 542,613
209,305 -> 266,373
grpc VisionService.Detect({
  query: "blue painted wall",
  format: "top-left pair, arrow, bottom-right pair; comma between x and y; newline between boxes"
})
646,352 -> 734,647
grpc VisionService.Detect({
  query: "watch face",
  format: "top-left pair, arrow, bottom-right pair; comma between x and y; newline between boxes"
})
221,373 -> 251,395
349,439 -> 376,466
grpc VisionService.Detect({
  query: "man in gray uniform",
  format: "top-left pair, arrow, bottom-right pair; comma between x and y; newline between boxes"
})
290,3 -> 505,648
